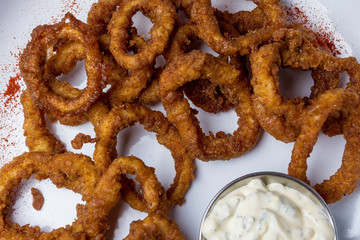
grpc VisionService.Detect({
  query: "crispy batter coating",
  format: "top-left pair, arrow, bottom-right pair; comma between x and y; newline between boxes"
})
71,133 -> 96,150
108,0 -> 177,69
190,0 -> 286,55
252,95 -> 301,143
31,188 -> 44,211
214,7 -> 266,35
76,156 -> 174,238
314,105 -> 360,203
124,212 -> 185,240
0,152 -> 101,239
93,103 -> 195,207
288,89 -> 359,203
165,22 -> 243,114
5,1 -> 360,239
20,13 -> 106,119
21,91 -> 66,153
87,0 -> 122,36
160,50 -> 260,161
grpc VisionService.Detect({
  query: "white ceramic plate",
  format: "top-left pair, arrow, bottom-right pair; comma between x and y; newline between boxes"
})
0,0 -> 360,239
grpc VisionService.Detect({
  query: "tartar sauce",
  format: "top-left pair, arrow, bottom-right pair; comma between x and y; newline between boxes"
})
201,178 -> 334,240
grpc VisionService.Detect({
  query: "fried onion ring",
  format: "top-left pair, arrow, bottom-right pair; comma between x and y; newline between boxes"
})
93,103 -> 195,207
20,13 -> 106,119
288,88 -> 359,203
249,32 -> 351,142
164,22 -> 239,113
190,0 -> 286,56
108,0 -> 177,69
124,212 -> 184,240
0,152 -> 101,239
75,156 -> 167,238
159,50 -> 259,160
87,0 -> 122,36
21,90 -> 66,154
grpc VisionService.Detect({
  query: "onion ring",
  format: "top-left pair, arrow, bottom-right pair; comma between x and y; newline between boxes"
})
42,38 -> 112,130
0,152 -> 101,239
125,212 -> 184,239
76,156 -> 167,238
108,0 -> 177,69
165,22 -> 241,114
21,90 -> 66,154
93,103 -> 195,207
87,0 -> 122,36
249,31 -> 353,142
20,13 -> 106,119
288,88 -> 359,203
190,0 -> 286,56
159,50 -> 259,161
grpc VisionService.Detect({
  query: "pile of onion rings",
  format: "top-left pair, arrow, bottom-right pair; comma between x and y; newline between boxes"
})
1,0 -> 360,238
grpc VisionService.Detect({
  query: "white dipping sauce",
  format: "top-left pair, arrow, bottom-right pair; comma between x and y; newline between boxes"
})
201,178 -> 334,240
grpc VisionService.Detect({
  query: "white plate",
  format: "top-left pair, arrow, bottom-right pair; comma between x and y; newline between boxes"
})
0,0 -> 360,239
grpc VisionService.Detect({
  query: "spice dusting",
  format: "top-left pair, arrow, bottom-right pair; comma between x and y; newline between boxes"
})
0,0 -> 83,167
284,1 -> 350,57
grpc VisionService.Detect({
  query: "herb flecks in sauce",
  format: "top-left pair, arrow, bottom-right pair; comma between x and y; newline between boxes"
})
202,179 -> 334,240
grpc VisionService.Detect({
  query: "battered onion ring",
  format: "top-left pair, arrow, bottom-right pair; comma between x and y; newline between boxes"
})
170,0 -> 192,15
183,78 -> 235,113
249,35 -> 350,142
42,38 -> 111,130
43,41 -> 95,126
103,27 -> 161,106
87,0 -> 122,36
21,40 -> 110,153
108,0 -> 177,69
124,212 -> 185,240
251,95 -> 301,143
164,23 -> 240,113
250,42 -> 303,116
159,50 -> 259,161
20,13 -> 106,118
314,106 -> 360,203
288,88 -> 359,203
214,7 -> 266,35
76,156 -> 167,238
190,0 -> 286,55
0,152 -> 101,239
93,103 -> 195,207
21,90 -> 65,154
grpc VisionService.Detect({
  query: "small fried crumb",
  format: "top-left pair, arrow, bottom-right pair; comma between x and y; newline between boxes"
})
71,133 -> 96,149
31,187 -> 44,211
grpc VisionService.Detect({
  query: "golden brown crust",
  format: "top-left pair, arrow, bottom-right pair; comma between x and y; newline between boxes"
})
159,50 -> 260,161
31,188 -> 44,211
108,0 -> 177,69
4,1 -> 360,239
20,13 -> 106,119
0,152 -> 101,239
